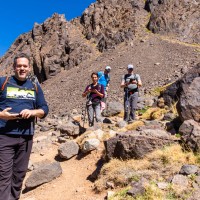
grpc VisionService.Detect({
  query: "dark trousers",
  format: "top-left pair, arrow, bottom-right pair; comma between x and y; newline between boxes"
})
0,134 -> 33,200
124,92 -> 139,121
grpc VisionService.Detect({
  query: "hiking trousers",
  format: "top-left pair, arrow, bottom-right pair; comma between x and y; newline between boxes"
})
87,103 -> 101,126
124,92 -> 139,121
0,134 -> 33,200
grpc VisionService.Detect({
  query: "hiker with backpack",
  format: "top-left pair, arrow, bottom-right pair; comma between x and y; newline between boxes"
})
97,66 -> 111,111
82,72 -> 105,127
120,64 -> 142,122
0,53 -> 49,200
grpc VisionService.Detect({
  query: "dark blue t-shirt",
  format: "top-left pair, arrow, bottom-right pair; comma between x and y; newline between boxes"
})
0,76 -> 49,135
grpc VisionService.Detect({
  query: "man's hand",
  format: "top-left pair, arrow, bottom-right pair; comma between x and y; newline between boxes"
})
19,109 -> 45,119
87,89 -> 91,94
125,82 -> 130,87
19,109 -> 35,119
91,89 -> 97,93
0,107 -> 21,120
130,80 -> 137,84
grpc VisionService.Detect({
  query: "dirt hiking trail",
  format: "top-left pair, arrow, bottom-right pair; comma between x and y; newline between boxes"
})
21,144 -> 106,200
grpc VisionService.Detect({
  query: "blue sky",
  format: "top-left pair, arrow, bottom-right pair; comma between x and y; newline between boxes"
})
0,0 -> 96,57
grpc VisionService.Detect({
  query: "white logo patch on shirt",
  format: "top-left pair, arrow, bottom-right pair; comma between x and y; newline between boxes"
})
6,87 -> 35,100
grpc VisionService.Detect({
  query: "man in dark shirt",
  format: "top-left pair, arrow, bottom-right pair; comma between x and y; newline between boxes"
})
0,53 -> 49,200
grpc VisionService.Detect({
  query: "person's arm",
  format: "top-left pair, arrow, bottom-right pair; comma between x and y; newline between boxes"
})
82,85 -> 91,97
136,75 -> 142,87
25,83 -> 49,119
106,75 -> 110,91
106,84 -> 109,91
120,75 -> 128,88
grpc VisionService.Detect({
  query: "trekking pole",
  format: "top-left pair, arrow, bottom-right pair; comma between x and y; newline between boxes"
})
82,102 -> 87,128
125,88 -> 129,120
83,94 -> 90,128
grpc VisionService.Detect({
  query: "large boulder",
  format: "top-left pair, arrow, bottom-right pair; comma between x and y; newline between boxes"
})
104,128 -> 174,160
163,63 -> 200,122
179,119 -> 200,153
177,64 -> 200,122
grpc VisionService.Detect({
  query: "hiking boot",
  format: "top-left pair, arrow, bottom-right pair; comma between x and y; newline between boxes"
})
89,122 -> 94,127
128,119 -> 134,124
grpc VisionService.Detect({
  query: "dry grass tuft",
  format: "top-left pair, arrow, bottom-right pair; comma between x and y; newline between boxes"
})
140,107 -> 167,120
147,144 -> 196,165
95,144 -> 199,193
170,101 -> 178,116
126,120 -> 145,130
150,82 -> 175,96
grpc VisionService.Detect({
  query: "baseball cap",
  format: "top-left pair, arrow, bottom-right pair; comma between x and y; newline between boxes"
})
105,66 -> 111,71
127,64 -> 134,69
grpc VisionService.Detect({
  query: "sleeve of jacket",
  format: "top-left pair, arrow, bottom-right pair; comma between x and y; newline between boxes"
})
101,84 -> 105,98
35,83 -> 49,118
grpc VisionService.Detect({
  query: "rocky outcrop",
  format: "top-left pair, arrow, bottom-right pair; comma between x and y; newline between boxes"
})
179,119 -> 200,153
79,0 -> 142,52
0,13 -> 97,81
146,0 -> 200,44
163,63 -> 200,122
177,66 -> 200,122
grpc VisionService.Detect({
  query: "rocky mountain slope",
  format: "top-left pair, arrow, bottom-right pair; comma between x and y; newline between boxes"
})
0,1 -> 200,199
0,0 -> 199,117
146,0 -> 200,43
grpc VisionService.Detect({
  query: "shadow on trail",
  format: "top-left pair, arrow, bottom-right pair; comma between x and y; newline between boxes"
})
54,154 -> 71,162
22,186 -> 38,194
76,151 -> 91,160
87,157 -> 105,182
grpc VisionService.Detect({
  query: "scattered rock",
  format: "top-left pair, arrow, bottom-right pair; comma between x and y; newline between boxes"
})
179,164 -> 199,175
102,101 -> 123,117
25,162 -> 62,189
58,141 -> 79,159
81,138 -> 100,153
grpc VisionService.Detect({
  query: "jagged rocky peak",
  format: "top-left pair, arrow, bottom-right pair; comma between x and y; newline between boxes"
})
0,13 -> 97,81
80,0 -> 145,52
146,0 -> 200,43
